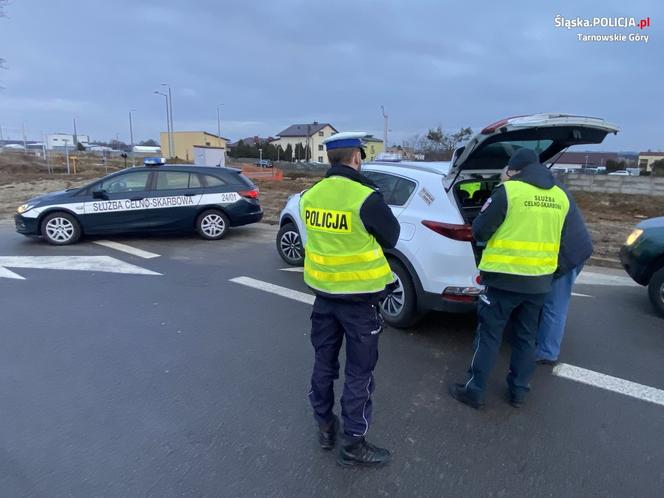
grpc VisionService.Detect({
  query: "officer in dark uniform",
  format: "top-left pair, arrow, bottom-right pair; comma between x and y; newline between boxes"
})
300,132 -> 400,467
449,148 -> 572,409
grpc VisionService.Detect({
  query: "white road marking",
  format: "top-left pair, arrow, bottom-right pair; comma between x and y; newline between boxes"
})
553,363 -> 664,408
0,266 -> 25,279
571,292 -> 593,298
93,240 -> 160,259
576,271 -> 638,287
230,276 -> 314,305
0,256 -> 161,279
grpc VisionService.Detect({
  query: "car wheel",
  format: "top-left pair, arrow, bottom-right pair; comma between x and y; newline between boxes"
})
196,209 -> 230,240
380,258 -> 420,329
648,267 -> 664,318
41,212 -> 81,245
277,223 -> 304,265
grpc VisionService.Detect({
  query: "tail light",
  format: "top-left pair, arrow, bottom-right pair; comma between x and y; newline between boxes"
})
421,220 -> 473,241
442,286 -> 482,302
239,189 -> 259,199
480,115 -> 526,134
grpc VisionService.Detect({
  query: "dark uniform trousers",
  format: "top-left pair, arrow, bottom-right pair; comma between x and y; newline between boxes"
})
308,296 -> 383,442
464,286 -> 547,401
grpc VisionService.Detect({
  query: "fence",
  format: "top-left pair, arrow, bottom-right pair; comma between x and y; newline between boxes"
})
561,173 -> 664,196
239,164 -> 284,181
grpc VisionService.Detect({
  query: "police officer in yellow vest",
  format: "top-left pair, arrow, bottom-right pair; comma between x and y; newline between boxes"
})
301,131 -> 400,467
449,148 -> 571,409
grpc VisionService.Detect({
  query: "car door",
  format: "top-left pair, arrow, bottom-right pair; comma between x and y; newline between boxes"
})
82,170 -> 155,233
150,170 -> 202,230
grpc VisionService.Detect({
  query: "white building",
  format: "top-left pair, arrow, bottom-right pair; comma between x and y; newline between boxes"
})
46,133 -> 90,150
270,122 -> 338,163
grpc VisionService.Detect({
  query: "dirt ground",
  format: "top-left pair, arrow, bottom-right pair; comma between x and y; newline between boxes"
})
2,153 -> 660,268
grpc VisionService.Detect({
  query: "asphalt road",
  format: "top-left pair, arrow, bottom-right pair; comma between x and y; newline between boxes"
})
0,223 -> 663,497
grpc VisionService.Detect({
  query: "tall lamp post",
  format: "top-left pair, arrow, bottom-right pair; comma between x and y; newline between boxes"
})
161,84 -> 175,157
216,103 -> 224,141
128,109 -> 136,166
381,105 -> 388,150
154,91 -> 171,158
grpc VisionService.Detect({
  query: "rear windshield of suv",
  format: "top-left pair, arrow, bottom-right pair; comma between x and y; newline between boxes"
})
464,139 -> 553,170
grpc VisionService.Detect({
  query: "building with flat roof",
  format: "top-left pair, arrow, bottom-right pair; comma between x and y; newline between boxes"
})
638,151 -> 664,173
160,131 -> 229,161
46,133 -> 89,150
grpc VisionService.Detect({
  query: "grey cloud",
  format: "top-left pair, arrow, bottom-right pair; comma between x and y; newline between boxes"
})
0,0 -> 661,150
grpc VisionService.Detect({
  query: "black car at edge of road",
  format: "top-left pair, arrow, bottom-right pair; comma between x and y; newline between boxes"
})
620,216 -> 664,317
14,159 -> 263,245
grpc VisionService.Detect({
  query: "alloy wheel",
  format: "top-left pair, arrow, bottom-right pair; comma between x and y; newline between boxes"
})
201,214 -> 225,237
45,217 -> 75,243
280,230 -> 303,261
381,273 -> 405,317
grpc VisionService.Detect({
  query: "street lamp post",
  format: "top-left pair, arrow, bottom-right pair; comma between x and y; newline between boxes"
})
216,103 -> 223,142
161,84 -> 175,158
259,148 -> 263,165
129,109 -> 136,166
381,105 -> 388,149
63,139 -> 71,174
154,91 -> 171,158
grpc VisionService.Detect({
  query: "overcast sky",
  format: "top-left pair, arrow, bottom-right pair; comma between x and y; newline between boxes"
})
0,1 -> 661,151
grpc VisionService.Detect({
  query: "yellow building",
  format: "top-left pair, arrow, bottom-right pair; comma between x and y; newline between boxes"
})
363,136 -> 384,162
638,151 -> 664,173
160,131 -> 229,161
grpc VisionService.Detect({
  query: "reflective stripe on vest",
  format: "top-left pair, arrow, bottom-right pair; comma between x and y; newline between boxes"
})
300,176 -> 394,294
478,181 -> 570,276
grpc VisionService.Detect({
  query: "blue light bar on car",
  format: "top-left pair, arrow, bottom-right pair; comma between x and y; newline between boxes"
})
144,157 -> 166,166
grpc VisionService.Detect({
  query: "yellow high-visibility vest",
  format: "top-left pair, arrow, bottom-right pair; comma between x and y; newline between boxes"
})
478,181 -> 570,276
300,176 -> 394,294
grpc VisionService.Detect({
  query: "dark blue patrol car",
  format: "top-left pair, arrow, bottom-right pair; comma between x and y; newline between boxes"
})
14,158 -> 263,245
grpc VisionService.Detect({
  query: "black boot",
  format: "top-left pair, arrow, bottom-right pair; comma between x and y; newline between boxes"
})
506,390 -> 525,409
448,383 -> 485,410
318,415 -> 338,450
337,439 -> 391,467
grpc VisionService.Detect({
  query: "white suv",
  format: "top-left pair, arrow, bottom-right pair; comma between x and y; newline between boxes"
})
277,114 -> 619,328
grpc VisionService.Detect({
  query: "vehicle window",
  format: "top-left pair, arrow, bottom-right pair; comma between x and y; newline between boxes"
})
391,178 -> 417,206
203,174 -> 226,187
155,171 -> 190,190
189,174 -> 203,188
363,171 -> 416,206
99,171 -> 151,194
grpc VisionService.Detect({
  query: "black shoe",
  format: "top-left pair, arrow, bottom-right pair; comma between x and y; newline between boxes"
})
318,415 -> 338,450
337,439 -> 391,468
448,383 -> 485,410
536,358 -> 558,366
507,391 -> 525,409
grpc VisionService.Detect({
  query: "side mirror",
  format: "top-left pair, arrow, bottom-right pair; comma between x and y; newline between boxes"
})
93,189 -> 108,199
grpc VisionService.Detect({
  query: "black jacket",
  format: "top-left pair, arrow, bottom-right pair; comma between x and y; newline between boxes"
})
472,162 -> 584,294
309,163 -> 400,302
555,184 -> 593,277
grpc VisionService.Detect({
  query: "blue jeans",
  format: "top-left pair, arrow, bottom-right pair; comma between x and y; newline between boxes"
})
536,265 -> 583,361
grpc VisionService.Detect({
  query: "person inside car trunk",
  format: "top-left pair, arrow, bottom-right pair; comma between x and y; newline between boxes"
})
449,148 -> 572,409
